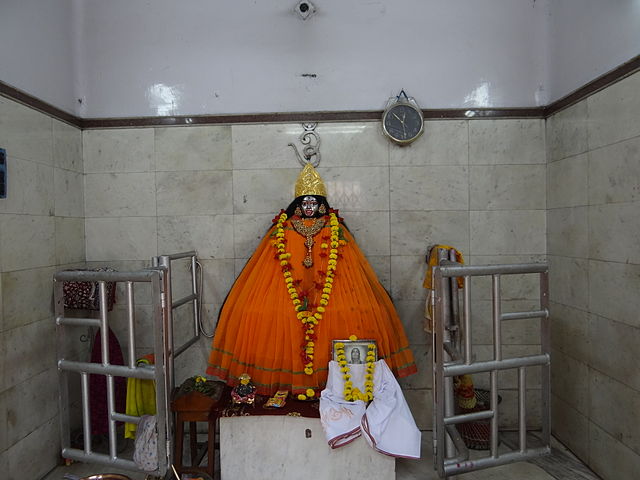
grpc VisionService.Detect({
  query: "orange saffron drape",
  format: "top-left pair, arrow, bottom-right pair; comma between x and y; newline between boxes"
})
207,218 -> 416,395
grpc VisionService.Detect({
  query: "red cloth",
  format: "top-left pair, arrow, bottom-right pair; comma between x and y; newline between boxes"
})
89,328 -> 127,435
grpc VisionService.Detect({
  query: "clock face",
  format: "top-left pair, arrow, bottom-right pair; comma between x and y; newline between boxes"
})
382,103 -> 424,144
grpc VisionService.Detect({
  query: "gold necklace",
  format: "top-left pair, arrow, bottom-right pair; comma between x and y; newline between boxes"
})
291,216 -> 326,268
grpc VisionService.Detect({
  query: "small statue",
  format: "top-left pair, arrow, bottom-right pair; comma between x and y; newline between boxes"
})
231,373 -> 256,405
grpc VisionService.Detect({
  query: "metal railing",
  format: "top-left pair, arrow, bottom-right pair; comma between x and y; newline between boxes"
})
55,268 -> 169,476
55,251 -> 203,476
431,248 -> 550,478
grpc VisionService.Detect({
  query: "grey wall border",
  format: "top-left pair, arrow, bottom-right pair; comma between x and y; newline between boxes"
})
2,54 -> 639,129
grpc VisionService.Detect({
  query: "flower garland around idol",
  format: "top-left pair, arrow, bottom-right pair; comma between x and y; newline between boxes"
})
335,335 -> 377,402
274,210 -> 341,397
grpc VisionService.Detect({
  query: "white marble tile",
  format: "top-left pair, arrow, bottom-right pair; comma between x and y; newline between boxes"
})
234,257 -> 249,279
85,172 -> 156,217
395,300 -> 430,348
232,123 -> 313,170
157,170 -> 232,216
0,215 -> 55,271
1,266 -> 55,331
551,395 -> 589,462
155,125 -> 232,171
466,254 -> 546,302
589,313 -> 640,392
0,380 -> 6,450
589,202 -> 640,264
470,299 -> 544,346
367,255 -> 390,293
0,96 -> 52,165
53,119 -> 82,172
550,349 -> 589,416
324,166 -> 390,212
165,257 -> 235,309
390,120 -> 468,166
390,255 -> 429,302
233,213 -> 274,259
83,128 -> 155,173
157,215 -> 235,260
549,301 -> 590,364
587,70 -> 640,150
470,210 -> 546,255
398,343 -> 431,389
589,136 -> 640,205
55,217 -> 85,265
233,166 -> 389,214
85,217 -> 157,261
590,369 -> 640,456
495,345 -> 542,388
548,255 -> 588,311
54,167 -> 84,217
403,389 -> 432,430
547,153 -> 588,208
497,389 -> 542,429
547,206 -> 588,258
3,317 -> 55,389
315,122 -> 389,167
469,119 -> 545,165
6,417 -> 60,480
0,156 -> 54,215
390,210 -> 469,256
470,165 -> 546,210
233,168 -> 299,214
86,260 -> 152,305
341,210 -> 390,257
5,367 -> 58,446
546,100 -> 589,162
588,260 -> 640,329
390,166 -> 468,211
589,419 -> 640,480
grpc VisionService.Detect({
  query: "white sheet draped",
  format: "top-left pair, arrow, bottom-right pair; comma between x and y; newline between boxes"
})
319,360 -> 421,459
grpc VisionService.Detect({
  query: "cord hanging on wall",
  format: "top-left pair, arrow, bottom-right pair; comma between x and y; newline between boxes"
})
288,123 -> 321,167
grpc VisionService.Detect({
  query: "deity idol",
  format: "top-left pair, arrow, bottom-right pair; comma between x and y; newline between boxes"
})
207,163 -> 416,395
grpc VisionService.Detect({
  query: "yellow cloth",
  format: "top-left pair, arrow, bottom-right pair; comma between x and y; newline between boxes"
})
423,244 -> 464,290
124,357 -> 157,439
423,245 -> 464,333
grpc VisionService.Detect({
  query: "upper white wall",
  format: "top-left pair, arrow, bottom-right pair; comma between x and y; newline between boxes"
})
0,0 -> 78,114
76,0 -> 550,117
547,0 -> 640,103
2,0 -> 639,117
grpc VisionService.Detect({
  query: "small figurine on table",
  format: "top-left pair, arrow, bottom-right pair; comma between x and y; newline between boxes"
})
231,373 -> 256,405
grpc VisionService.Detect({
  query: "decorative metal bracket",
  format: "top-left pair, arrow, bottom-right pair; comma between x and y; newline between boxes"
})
289,123 -> 321,167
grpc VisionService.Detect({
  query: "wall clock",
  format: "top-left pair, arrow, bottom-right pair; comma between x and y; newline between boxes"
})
382,90 -> 424,145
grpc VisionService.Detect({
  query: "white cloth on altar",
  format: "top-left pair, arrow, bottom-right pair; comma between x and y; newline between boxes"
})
319,360 -> 421,458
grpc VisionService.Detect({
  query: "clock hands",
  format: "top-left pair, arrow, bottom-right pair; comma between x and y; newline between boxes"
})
392,112 -> 407,138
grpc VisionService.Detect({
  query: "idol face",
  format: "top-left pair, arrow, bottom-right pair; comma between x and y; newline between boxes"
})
300,196 -> 319,217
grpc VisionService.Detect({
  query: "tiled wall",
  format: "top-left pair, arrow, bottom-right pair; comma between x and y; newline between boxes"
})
0,96 -> 85,479
546,70 -> 640,479
82,118 -> 547,429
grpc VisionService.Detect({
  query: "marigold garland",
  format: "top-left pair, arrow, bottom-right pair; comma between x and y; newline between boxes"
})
335,338 -> 377,402
274,211 -> 342,384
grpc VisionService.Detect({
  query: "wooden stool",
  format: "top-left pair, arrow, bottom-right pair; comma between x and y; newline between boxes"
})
172,391 -> 221,479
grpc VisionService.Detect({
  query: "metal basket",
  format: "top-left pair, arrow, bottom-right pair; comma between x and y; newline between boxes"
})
456,389 -> 501,450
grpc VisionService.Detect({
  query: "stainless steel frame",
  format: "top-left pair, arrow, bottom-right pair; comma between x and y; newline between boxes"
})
431,248 -> 550,478
54,251 -> 203,477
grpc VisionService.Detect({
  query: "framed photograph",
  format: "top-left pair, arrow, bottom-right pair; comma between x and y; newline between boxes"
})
332,339 -> 377,364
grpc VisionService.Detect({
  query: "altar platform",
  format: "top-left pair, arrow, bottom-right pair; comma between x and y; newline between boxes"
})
217,395 -> 395,480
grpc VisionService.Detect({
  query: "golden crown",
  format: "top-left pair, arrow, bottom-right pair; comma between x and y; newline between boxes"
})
294,163 -> 327,198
